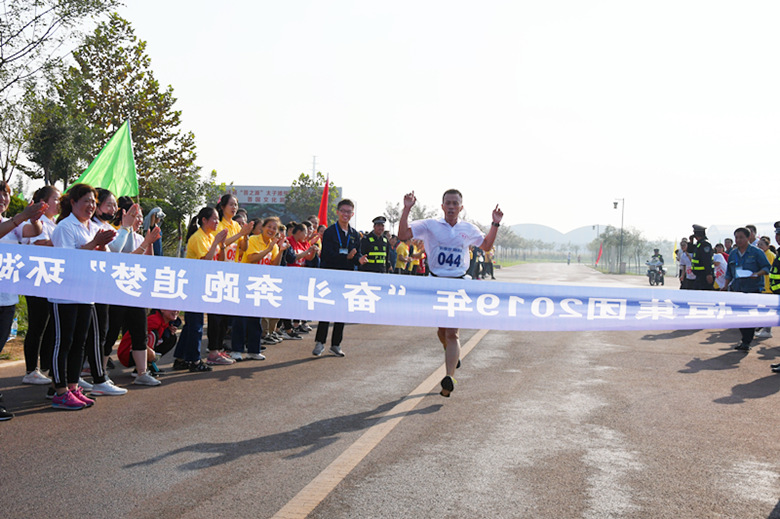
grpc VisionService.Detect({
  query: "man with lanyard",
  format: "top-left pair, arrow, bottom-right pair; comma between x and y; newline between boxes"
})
721,227 -> 771,351
312,199 -> 368,357
689,224 -> 714,290
360,216 -> 390,273
398,189 -> 503,397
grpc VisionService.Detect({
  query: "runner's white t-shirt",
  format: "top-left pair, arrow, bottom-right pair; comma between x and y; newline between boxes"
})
409,218 -> 484,277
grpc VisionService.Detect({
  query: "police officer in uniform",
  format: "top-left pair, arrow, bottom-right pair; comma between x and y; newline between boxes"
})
690,224 -> 714,290
360,216 -> 390,273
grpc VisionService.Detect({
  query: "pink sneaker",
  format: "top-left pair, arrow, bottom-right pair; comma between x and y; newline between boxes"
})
207,352 -> 234,365
71,387 -> 95,407
52,390 -> 85,410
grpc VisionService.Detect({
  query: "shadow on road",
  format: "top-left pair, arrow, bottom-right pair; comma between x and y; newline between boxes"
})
640,330 -> 699,341
123,396 -> 442,471
678,351 -> 748,374
714,374 -> 780,404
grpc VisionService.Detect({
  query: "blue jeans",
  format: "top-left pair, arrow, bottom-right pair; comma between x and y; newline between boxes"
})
174,312 -> 204,362
231,316 -> 263,353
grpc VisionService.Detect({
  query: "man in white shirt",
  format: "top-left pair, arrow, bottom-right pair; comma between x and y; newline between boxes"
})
398,189 -> 503,397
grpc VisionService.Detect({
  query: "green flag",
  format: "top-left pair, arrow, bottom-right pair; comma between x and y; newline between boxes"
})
72,120 -> 138,197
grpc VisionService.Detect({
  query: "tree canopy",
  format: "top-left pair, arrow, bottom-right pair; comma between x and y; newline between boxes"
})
0,0 -> 117,96
285,172 -> 340,223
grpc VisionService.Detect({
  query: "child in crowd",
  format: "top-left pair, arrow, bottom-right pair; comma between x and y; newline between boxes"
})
117,309 -> 181,383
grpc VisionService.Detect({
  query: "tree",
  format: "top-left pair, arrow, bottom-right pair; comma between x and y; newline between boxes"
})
0,95 -> 29,182
384,202 -> 400,233
0,0 -> 117,96
54,14 -> 199,198
22,79 -> 96,187
285,172 -> 340,223
410,203 -> 438,221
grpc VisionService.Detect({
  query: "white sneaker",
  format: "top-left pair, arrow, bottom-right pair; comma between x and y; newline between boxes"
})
90,381 -> 128,396
77,378 -> 93,391
312,342 -> 325,356
133,373 -> 161,386
330,345 -> 345,357
22,369 -> 52,385
246,352 -> 266,360
229,351 -> 244,361
755,329 -> 773,339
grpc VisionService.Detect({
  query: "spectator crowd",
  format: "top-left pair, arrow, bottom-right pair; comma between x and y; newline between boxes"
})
0,182 -> 497,420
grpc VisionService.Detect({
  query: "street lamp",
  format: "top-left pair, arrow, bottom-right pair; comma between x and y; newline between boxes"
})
614,198 -> 624,273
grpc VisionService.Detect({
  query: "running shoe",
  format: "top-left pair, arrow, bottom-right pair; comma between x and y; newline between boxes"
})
229,351 -> 245,362
206,352 -> 234,365
330,345 -> 345,357
90,381 -> 128,396
246,352 -> 266,360
22,368 -> 52,385
133,373 -> 162,386
172,359 -> 190,371
0,406 -> 13,421
52,391 -> 85,410
77,378 -> 93,391
312,342 -> 325,356
440,375 -> 456,397
262,336 -> 277,346
46,387 -> 56,399
295,325 -> 310,334
189,360 -> 212,372
281,330 -> 303,340
71,387 -> 95,407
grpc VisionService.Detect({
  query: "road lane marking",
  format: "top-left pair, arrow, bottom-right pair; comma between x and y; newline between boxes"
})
271,328 -> 490,519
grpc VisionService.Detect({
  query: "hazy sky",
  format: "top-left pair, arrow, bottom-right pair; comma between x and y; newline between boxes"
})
119,1 -> 780,239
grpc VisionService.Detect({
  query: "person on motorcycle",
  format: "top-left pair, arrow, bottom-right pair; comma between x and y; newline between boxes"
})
651,248 -> 665,273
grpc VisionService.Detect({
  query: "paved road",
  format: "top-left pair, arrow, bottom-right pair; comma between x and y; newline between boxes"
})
2,263 -> 780,518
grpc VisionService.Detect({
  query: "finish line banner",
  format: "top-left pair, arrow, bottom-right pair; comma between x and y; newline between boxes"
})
1,243 -> 778,332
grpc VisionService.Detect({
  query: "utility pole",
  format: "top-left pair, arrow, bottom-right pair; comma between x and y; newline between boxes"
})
312,156 -> 317,176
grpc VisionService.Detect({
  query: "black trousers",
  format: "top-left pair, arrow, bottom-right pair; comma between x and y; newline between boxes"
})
84,303 -> 108,383
105,304 -> 147,353
23,295 -> 54,373
315,321 -> 344,346
207,313 -> 230,351
51,303 -> 94,389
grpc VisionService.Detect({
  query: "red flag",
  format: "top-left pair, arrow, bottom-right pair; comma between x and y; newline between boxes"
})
595,242 -> 603,265
317,175 -> 329,227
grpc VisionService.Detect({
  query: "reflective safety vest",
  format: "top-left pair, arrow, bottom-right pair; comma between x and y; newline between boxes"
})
364,235 -> 388,265
690,240 -> 713,275
769,257 -> 780,294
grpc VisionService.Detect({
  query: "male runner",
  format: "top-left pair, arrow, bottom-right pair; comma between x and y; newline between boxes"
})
398,189 -> 503,397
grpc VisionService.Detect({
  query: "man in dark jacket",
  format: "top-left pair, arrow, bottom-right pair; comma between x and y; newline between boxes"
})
312,199 -> 367,357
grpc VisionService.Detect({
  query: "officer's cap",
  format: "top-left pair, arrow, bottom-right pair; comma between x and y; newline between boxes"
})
372,216 -> 386,225
692,224 -> 707,235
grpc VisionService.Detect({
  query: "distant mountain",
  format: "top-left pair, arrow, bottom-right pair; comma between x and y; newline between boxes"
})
509,223 -> 601,246
509,222 -> 780,248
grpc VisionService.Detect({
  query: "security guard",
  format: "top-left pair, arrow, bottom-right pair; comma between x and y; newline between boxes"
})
768,222 -> 780,295
360,216 -> 390,273
690,224 -> 714,290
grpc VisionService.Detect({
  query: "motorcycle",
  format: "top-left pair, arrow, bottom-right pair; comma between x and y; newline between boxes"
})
646,259 -> 665,286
